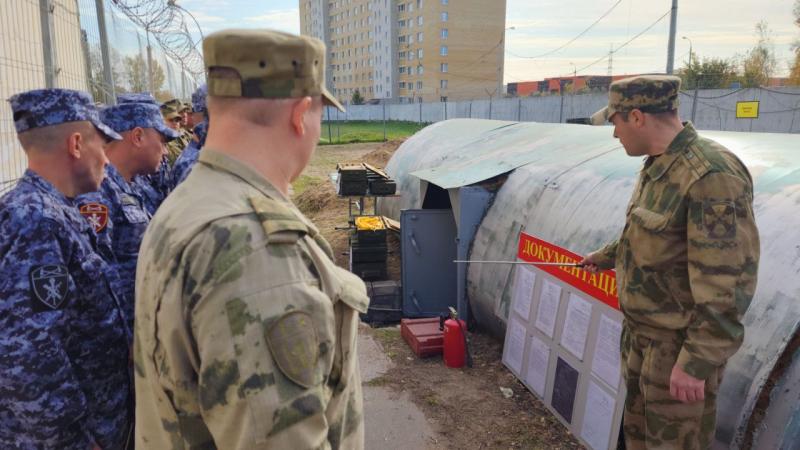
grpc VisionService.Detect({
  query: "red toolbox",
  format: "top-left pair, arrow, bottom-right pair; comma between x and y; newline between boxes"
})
401,318 -> 444,358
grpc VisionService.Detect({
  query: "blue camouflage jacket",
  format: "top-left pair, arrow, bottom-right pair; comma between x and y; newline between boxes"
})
0,170 -> 132,449
78,164 -> 151,327
134,157 -> 171,216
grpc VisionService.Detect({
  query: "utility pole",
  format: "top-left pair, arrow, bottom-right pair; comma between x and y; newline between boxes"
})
666,0 -> 678,74
39,0 -> 56,88
95,0 -> 116,103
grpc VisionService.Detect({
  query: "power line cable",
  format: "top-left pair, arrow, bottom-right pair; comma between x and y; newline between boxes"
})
507,0 -> 623,59
569,9 -> 671,76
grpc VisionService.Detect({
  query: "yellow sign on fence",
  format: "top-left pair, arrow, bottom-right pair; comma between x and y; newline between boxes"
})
736,101 -> 760,119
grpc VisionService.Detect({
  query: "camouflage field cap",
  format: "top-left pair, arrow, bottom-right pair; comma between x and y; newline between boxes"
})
591,75 -> 681,125
118,92 -> 158,105
160,98 -> 182,120
191,84 -> 207,113
9,88 -> 121,140
101,102 -> 181,141
203,29 -> 345,112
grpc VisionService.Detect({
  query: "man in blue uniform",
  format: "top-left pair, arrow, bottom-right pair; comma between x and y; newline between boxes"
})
171,84 -> 208,188
78,101 -> 180,325
0,89 -> 132,449
118,93 -> 174,215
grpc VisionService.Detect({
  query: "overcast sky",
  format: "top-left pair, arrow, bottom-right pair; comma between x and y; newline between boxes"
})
177,0 -> 798,82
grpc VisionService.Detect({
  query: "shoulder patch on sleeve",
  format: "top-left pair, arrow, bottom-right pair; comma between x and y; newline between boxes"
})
249,196 -> 308,244
702,200 -> 736,239
29,265 -> 70,311
79,202 -> 109,233
265,311 -> 321,388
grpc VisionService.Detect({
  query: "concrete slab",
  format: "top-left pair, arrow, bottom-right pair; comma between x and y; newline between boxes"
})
359,326 -> 439,449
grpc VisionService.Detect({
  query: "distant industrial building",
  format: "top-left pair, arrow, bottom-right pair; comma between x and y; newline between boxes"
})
299,0 -> 507,104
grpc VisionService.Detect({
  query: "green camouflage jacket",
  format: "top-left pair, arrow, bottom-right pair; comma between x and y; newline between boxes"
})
133,149 -> 369,449
593,123 -> 759,379
165,131 -> 192,166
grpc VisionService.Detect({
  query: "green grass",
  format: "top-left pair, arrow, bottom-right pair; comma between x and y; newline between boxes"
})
319,121 -> 428,145
292,174 -> 322,196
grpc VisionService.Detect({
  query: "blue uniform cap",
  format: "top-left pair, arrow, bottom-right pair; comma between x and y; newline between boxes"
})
9,89 -> 122,140
100,102 -> 181,141
117,92 -> 158,105
191,84 -> 207,113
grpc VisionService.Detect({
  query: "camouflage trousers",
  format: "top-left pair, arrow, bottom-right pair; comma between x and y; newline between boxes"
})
621,326 -> 722,450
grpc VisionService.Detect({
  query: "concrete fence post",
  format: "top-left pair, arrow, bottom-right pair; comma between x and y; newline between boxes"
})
39,0 -> 56,88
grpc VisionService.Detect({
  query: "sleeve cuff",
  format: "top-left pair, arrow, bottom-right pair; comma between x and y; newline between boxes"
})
676,347 -> 718,380
592,241 -> 618,270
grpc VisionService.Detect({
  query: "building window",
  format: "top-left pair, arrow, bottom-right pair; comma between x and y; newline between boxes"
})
418,32 -> 424,42
399,19 -> 405,27
442,0 -> 448,4
417,65 -> 424,75
441,28 -> 448,39
399,51 -> 406,58
418,16 -> 423,25
440,45 -> 448,56
399,35 -> 406,43
399,66 -> 406,74
440,79 -> 448,89
441,11 -> 448,21
398,3 -> 404,11
408,52 -> 414,60
417,81 -> 423,90
440,96 -> 448,102
440,63 -> 448,72
417,48 -> 423,59
417,0 -> 423,8
409,35 -> 414,44
399,81 -> 407,89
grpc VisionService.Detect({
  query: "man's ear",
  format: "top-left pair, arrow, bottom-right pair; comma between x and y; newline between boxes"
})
131,127 -> 145,146
290,97 -> 313,136
631,109 -> 646,128
67,131 -> 83,160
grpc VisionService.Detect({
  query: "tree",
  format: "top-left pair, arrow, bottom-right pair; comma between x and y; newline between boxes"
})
351,90 -> 364,105
120,54 -> 166,95
678,56 -> 737,89
789,0 -> 800,85
739,20 -> 777,87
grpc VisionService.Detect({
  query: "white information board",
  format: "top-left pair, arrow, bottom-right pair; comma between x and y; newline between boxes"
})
502,232 -> 626,450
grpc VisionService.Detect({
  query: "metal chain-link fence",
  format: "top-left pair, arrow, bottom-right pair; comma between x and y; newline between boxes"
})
1,0 -> 202,193
325,85 -> 800,135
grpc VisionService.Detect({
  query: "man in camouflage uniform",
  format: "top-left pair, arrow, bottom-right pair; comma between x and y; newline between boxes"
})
582,75 -> 760,449
161,98 -> 191,165
171,84 -> 209,189
134,29 -> 369,449
0,89 -> 132,448
77,99 -> 180,328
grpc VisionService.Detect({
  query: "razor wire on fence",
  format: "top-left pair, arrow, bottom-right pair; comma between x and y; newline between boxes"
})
1,0 -> 204,193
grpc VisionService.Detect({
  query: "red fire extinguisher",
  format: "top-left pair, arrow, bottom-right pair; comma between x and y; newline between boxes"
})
441,307 -> 471,368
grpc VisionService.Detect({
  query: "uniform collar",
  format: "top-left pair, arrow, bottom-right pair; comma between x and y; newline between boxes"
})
198,149 -> 289,203
21,169 -> 94,233
644,122 -> 699,181
197,149 -> 320,234
21,169 -> 73,205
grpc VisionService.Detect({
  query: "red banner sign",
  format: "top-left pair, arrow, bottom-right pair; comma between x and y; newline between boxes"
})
517,232 -> 619,310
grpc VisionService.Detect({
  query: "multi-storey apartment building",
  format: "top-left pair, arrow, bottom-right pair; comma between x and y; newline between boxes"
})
299,0 -> 507,104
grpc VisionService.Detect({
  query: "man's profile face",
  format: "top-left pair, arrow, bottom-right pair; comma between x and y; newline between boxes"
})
611,112 -> 645,157
165,116 -> 182,130
76,126 -> 110,193
140,128 -> 168,174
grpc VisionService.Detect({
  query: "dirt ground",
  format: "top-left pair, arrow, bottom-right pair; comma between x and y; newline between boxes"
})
294,141 -> 584,449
